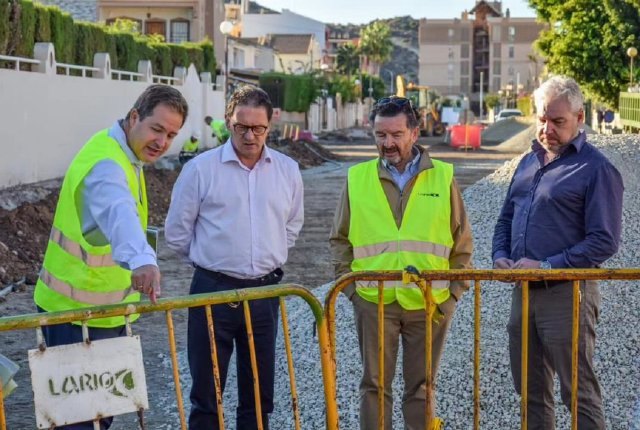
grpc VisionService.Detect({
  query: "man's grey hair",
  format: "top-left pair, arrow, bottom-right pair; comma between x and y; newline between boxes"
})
534,76 -> 584,113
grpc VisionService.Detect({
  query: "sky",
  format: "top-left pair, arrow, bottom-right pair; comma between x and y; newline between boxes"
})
252,0 -> 536,25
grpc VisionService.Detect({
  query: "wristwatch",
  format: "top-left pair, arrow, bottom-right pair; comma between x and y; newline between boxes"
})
540,260 -> 552,270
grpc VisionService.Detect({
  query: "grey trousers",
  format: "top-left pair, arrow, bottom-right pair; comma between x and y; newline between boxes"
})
352,293 -> 456,430
507,282 -> 605,430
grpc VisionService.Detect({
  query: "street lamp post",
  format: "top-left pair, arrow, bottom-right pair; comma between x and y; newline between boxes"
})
627,47 -> 638,87
219,20 -> 233,97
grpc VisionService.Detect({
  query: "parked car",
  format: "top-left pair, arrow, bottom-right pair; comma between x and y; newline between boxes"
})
495,109 -> 523,121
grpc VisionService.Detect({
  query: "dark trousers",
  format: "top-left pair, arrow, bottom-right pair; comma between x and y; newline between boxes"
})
37,306 -> 125,430
187,267 -> 282,430
507,282 -> 605,430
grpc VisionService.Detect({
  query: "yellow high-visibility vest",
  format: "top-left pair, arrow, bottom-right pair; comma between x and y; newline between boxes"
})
348,158 -> 454,309
182,138 -> 199,153
34,129 -> 147,327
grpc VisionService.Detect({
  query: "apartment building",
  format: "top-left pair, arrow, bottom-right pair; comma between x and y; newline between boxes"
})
419,1 -> 544,104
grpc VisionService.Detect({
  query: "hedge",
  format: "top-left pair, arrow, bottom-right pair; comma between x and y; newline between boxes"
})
0,0 -> 216,75
0,0 -> 8,54
260,72 -> 318,113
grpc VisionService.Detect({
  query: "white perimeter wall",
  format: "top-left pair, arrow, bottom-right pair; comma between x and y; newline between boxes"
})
0,65 -> 224,189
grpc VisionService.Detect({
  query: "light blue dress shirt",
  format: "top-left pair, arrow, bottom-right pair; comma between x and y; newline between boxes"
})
79,120 -> 157,270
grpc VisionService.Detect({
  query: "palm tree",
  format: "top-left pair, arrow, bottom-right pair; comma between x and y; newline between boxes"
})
336,43 -> 360,78
359,21 -> 392,76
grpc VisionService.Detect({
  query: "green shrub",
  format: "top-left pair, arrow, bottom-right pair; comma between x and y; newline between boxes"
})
169,44 -> 189,68
150,42 -> 172,76
182,42 -> 204,73
328,75 -> 358,103
517,95 -> 533,117
49,6 -> 75,63
8,0 -> 215,77
260,72 -> 318,112
34,5 -> 51,43
112,32 -> 135,71
15,0 -> 36,57
200,39 -> 216,74
0,0 -> 9,54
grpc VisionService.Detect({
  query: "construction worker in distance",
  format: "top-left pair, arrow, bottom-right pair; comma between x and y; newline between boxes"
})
205,115 -> 230,146
33,84 -> 188,430
179,132 -> 200,164
330,96 -> 473,430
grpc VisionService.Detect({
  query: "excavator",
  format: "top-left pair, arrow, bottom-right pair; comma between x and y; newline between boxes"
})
396,76 -> 446,136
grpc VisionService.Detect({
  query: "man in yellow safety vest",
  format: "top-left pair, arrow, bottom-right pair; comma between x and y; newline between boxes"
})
330,96 -> 473,429
34,84 -> 188,430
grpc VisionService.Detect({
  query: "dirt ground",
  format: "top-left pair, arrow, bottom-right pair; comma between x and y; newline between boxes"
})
0,136 -> 520,428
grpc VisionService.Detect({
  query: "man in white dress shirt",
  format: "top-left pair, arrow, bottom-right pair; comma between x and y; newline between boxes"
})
165,86 -> 304,430
34,84 -> 188,429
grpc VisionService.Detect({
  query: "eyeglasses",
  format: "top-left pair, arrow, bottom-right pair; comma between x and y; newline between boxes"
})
231,123 -> 268,136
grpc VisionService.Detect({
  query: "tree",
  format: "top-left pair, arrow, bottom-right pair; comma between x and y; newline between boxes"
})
336,42 -> 360,78
105,18 -> 165,43
359,20 -> 392,76
529,0 -> 640,108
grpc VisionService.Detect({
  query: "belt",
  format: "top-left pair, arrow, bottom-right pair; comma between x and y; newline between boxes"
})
528,280 -> 568,289
194,265 -> 283,288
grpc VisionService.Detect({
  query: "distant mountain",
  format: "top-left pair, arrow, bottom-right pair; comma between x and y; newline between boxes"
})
327,16 -> 419,90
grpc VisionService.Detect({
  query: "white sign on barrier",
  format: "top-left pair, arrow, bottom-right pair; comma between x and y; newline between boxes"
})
28,336 -> 149,429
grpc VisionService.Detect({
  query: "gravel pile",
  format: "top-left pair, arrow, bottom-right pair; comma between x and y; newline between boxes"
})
164,134 -> 640,429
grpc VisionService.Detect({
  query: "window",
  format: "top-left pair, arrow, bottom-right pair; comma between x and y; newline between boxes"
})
170,19 -> 190,43
448,29 -> 455,39
461,44 -> 469,58
493,61 -> 501,74
508,26 -> 516,41
232,47 -> 244,69
448,48 -> 454,60
493,43 -> 501,58
461,27 -> 469,41
460,77 -> 469,92
508,46 -> 514,59
493,77 -> 501,91
508,66 -> 515,76
492,25 -> 501,42
460,61 -> 469,75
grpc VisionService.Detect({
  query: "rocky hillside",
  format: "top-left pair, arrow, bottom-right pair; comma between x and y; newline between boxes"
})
327,16 -> 420,87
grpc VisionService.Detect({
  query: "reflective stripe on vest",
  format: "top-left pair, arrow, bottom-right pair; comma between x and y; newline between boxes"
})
355,280 -> 450,290
50,227 -> 116,268
347,158 -> 454,309
40,269 -> 134,306
353,240 -> 452,261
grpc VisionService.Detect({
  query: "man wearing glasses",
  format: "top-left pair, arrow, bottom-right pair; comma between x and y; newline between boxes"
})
330,96 -> 473,429
165,86 -> 304,430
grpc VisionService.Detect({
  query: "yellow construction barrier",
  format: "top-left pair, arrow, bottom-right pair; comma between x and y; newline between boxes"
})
325,268 -> 640,430
0,284 -> 338,430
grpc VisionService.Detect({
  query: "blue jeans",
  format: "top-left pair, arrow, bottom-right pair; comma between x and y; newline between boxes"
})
187,267 -> 282,430
37,306 -> 125,430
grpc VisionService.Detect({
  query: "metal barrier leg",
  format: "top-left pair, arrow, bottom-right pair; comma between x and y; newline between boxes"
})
165,310 -> 187,430
418,279 -> 434,429
205,305 -> 226,430
279,298 -> 301,430
571,280 -> 581,430
315,317 -> 339,430
242,301 -> 264,430
521,281 -> 529,430
377,281 -> 385,429
473,280 -> 481,430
